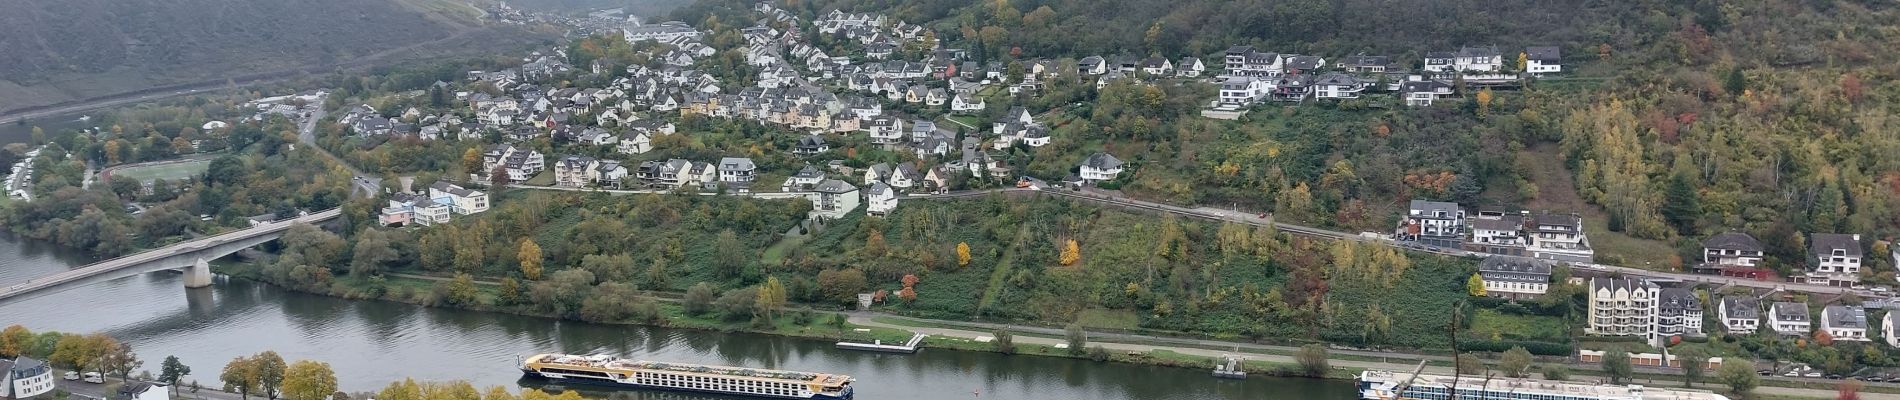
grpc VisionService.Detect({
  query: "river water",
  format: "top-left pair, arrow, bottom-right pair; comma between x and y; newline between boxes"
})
0,236 -> 1354,399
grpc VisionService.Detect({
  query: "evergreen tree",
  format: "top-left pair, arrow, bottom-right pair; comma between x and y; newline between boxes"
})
1723,67 -> 1746,95
1661,173 -> 1702,236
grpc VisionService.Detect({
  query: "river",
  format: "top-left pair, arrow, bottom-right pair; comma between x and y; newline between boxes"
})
0,236 -> 1355,399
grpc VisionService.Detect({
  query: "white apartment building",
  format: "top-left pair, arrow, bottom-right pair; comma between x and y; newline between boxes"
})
1804,233 -> 1863,287
1587,277 -> 1661,342
1656,288 -> 1703,337
1719,296 -> 1760,335
1821,305 -> 1869,341
1768,302 -> 1810,336
1527,212 -> 1593,263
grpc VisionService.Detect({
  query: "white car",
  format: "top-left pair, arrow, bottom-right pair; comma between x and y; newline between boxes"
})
83,372 -> 104,383
64,371 -> 79,380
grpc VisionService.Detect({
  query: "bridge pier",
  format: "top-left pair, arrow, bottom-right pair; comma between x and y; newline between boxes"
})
183,258 -> 213,288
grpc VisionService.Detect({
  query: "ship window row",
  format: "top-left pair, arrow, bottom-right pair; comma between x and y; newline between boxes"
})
633,372 -> 805,389
635,377 -> 805,396
1403,387 -> 1599,400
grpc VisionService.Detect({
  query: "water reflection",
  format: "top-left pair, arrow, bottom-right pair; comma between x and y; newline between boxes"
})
0,236 -> 1352,399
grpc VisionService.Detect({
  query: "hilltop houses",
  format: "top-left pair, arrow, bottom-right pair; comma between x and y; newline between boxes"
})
1399,200 -> 1465,248
1476,256 -> 1551,300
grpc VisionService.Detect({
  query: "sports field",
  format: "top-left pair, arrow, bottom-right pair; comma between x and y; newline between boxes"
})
108,159 -> 213,182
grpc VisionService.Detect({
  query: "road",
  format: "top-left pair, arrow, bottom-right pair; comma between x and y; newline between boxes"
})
846,313 -> 1899,400
50,368 -> 247,400
286,97 -> 380,198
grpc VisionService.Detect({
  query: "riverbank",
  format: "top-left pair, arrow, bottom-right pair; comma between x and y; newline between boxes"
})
213,264 -> 1868,400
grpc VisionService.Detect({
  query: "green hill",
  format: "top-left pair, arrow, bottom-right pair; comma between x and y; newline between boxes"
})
0,0 -> 486,113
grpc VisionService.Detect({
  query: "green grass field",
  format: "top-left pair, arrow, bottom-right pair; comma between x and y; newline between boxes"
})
1469,309 -> 1571,342
110,159 -> 212,182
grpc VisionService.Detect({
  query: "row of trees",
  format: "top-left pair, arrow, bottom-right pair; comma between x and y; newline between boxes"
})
221,351 -> 338,400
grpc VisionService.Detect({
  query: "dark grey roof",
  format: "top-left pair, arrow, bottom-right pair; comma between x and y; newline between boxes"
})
8,356 -> 44,372
1658,288 -> 1701,312
1314,73 -> 1361,86
1457,45 -> 1501,58
1824,305 -> 1866,329
1703,232 -> 1764,252
1477,256 -> 1551,283
1722,297 -> 1760,319
1471,216 -> 1524,231
1284,55 -> 1324,71
1525,46 -> 1561,62
1083,152 -> 1122,170
117,381 -> 158,400
1400,80 -> 1452,93
867,182 -> 892,197
1409,200 -> 1460,218
1809,233 -> 1862,258
1771,302 -> 1809,322
1590,277 -> 1657,293
814,179 -> 857,194
1530,212 -> 1583,233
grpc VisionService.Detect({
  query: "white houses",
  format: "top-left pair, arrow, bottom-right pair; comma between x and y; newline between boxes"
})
618,132 -> 653,154
719,157 -> 756,183
1821,305 -> 1869,342
1400,200 -> 1464,248
1078,152 -> 1124,182
1586,277 -> 1660,341
1702,232 -> 1765,270
1177,57 -> 1205,77
1468,211 -> 1528,257
810,179 -> 860,219
1656,288 -> 1703,337
429,182 -> 489,215
1804,233 -> 1863,287
1527,212 -> 1593,263
1768,302 -> 1810,336
865,182 -> 897,216
2,357 -> 54,400
1218,77 -> 1270,106
1223,46 -> 1283,77
1312,73 -> 1366,99
951,93 -> 986,113
1719,296 -> 1760,335
1887,312 -> 1900,348
1476,256 -> 1551,300
1454,45 -> 1503,72
1400,79 -> 1455,107
480,144 -> 545,183
116,381 -> 171,400
624,21 -> 702,43
553,155 -> 597,188
1524,46 -> 1562,75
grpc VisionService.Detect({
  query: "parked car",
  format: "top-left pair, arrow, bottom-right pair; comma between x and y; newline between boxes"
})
63,371 -> 79,380
82,371 -> 104,383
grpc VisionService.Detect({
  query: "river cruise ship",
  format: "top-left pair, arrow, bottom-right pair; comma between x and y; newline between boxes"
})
519,353 -> 854,400
1357,370 -> 1728,400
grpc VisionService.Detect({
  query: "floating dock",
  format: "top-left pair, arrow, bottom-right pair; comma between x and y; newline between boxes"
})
836,333 -> 927,354
1213,356 -> 1247,379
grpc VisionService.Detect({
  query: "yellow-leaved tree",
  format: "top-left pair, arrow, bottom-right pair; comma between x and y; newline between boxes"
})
1059,239 -> 1081,266
518,238 -> 543,280
956,242 -> 972,267
1467,274 -> 1488,297
281,360 -> 337,400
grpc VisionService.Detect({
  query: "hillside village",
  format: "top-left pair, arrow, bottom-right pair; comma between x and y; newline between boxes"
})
335,3 -> 1900,367
355,2 -> 1569,226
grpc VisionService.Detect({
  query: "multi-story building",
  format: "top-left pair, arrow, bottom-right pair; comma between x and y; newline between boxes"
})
1078,153 -> 1124,183
1524,46 -> 1562,75
1655,288 -> 1703,337
1222,46 -> 1283,77
1467,210 -> 1527,257
2,356 -> 54,399
718,157 -> 756,183
428,182 -> 489,215
1399,200 -> 1464,248
379,192 -> 452,227
1886,312 -> 1900,348
810,179 -> 859,220
1719,296 -> 1760,334
1698,232 -> 1766,276
865,182 -> 897,216
1768,302 -> 1810,336
1804,233 -> 1863,287
1527,212 -> 1593,263
1821,305 -> 1869,342
480,144 -> 545,184
553,155 -> 597,188
1586,277 -> 1660,342
1476,256 -> 1551,300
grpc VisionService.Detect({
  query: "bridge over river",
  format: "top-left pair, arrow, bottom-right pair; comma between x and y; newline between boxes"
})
0,208 -> 340,306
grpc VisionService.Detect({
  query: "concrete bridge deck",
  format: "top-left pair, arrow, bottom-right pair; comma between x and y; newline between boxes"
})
0,208 -> 340,305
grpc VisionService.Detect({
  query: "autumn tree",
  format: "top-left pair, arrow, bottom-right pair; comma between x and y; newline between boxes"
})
714,229 -> 744,278
0,325 -> 28,357
896,287 -> 917,304
816,268 -> 868,305
1064,323 -> 1088,355
1839,379 -> 1863,400
99,337 -> 143,380
993,329 -> 1015,354
1297,344 -> 1328,377
222,356 -> 259,400
1500,346 -> 1534,378
518,238 -> 543,280
461,148 -> 482,181
253,351 -> 289,399
756,277 -> 788,321
956,242 -> 972,267
1059,239 -> 1081,266
282,360 -> 338,400
1466,274 -> 1488,296
1716,360 -> 1758,395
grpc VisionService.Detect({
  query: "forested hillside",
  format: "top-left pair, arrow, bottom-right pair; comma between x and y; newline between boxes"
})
674,0 -> 1900,277
0,0 -> 485,112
